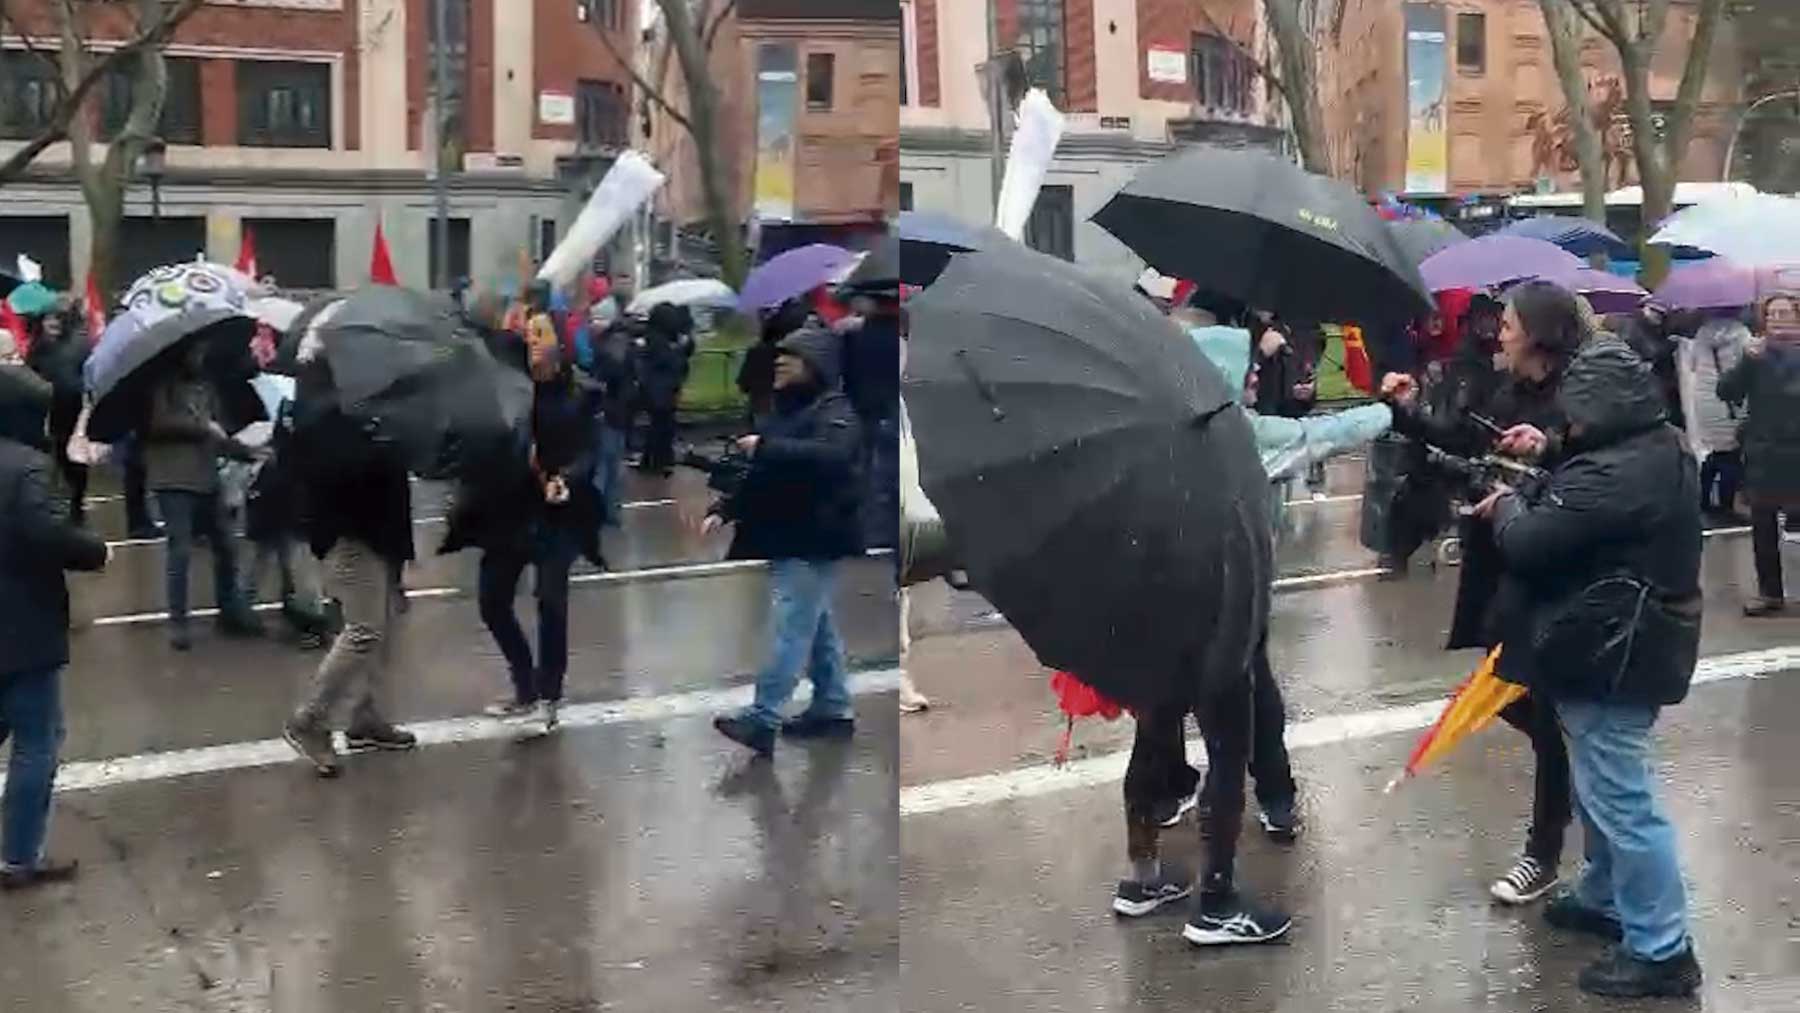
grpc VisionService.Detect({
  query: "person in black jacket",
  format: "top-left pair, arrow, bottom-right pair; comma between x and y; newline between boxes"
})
636,303 -> 694,475
0,365 -> 109,889
1477,336 -> 1704,999
1717,310 -> 1800,616
24,308 -> 89,526
708,327 -> 863,756
587,310 -> 639,527
1379,280 -> 1585,908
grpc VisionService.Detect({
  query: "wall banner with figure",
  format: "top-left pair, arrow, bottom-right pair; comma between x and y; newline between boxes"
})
1403,3 -> 1448,194
754,43 -> 800,222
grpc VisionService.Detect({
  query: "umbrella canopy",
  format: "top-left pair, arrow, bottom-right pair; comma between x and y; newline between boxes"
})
1498,216 -> 1633,260
246,294 -> 305,332
1554,267 -> 1648,314
1386,217 -> 1469,267
85,261 -> 261,442
1385,648 -> 1523,792
627,278 -> 738,315
1419,235 -> 1585,293
737,243 -> 862,312
305,286 -> 531,479
904,245 -> 1273,711
840,235 -> 899,295
1651,258 -> 1757,311
1091,146 -> 1431,325
897,211 -> 1013,286
1648,193 -> 1800,266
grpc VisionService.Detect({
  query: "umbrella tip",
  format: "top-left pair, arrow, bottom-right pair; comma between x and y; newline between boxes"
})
1382,774 -> 1405,795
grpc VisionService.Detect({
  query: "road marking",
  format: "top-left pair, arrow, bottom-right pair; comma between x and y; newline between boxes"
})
897,645 -> 1800,817
51,668 -> 902,795
1285,493 -> 1363,506
85,548 -> 897,627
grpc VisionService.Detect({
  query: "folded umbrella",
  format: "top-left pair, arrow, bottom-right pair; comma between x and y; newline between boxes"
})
905,245 -> 1273,711
1092,145 -> 1431,325
736,244 -> 862,312
1419,235 -> 1586,293
1498,216 -> 1633,260
1387,217 -> 1469,267
1385,647 -> 1524,793
1649,193 -> 1800,267
1651,258 -> 1757,311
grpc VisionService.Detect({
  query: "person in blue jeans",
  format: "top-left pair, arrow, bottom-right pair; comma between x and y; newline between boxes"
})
1480,335 -> 1704,999
0,362 -> 110,889
708,327 -> 864,756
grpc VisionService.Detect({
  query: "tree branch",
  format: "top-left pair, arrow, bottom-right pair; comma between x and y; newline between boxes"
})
702,0 -> 736,53
0,3 -> 68,90
593,11 -> 693,134
1662,0 -> 1726,163
1196,3 -> 1287,101
1568,0 -> 1623,45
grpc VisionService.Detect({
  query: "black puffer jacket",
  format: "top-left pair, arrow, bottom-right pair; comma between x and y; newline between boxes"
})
1491,338 -> 1702,707
719,328 -> 864,561
1717,342 -> 1800,507
290,359 -> 415,564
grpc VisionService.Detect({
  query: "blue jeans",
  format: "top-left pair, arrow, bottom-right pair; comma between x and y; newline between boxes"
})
1,666 -> 64,869
158,490 -> 244,627
1559,699 -> 1692,962
592,421 -> 627,527
744,559 -> 853,730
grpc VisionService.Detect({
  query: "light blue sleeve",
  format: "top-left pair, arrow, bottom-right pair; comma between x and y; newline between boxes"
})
1252,404 -> 1394,482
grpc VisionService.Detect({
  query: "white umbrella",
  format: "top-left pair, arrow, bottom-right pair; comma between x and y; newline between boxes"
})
1649,194 -> 1800,267
627,278 -> 738,315
246,295 -> 305,331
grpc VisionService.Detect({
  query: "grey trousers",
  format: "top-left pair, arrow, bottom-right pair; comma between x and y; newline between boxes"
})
293,539 -> 394,731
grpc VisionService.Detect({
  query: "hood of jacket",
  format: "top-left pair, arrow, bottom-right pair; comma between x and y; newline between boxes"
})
1560,336 -> 1667,449
776,326 -> 843,390
1188,325 -> 1253,393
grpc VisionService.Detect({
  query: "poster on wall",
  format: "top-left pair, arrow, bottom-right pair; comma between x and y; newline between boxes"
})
754,44 -> 799,222
1403,3 -> 1448,194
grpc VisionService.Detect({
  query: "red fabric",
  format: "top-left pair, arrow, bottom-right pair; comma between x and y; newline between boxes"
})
83,274 -> 106,344
1050,670 -> 1123,720
1171,278 -> 1197,307
1426,289 -> 1473,364
1341,324 -> 1374,394
812,286 -> 848,324
587,275 -> 610,303
0,303 -> 25,358
370,223 -> 399,286
235,226 -> 258,279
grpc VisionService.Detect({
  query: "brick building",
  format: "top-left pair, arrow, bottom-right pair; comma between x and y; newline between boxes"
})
900,0 -> 1286,278
0,0 -> 635,294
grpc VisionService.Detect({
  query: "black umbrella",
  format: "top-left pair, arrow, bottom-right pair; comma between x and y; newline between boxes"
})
840,235 -> 899,295
904,246 -> 1273,711
302,286 -> 531,480
1386,217 -> 1469,266
897,210 -> 1013,287
1092,146 -> 1432,325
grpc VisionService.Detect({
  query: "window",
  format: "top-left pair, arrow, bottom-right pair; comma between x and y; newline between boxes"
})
102,57 -> 201,145
1024,184 -> 1074,261
1190,33 -> 1252,114
118,218 -> 206,290
1456,13 -> 1486,74
237,61 -> 331,147
1016,0 -> 1065,105
243,219 -> 336,290
0,57 -> 61,140
576,79 -> 627,147
428,217 -> 472,287
584,0 -> 622,30
538,217 -> 558,263
899,181 -> 914,211
805,52 -> 836,111
0,216 -> 71,289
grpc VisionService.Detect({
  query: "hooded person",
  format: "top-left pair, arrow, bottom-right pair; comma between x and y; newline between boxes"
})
1480,336 -> 1704,1000
635,301 -> 694,474
706,326 -> 864,756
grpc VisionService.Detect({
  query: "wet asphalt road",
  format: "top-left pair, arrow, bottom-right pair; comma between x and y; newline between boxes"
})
899,460 -> 1800,1012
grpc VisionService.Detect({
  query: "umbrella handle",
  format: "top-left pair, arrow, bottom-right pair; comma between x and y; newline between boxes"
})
954,349 -> 1006,421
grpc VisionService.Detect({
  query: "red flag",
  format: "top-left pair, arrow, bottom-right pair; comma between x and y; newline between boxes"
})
83,274 -> 106,344
1171,278 -> 1197,307
1341,324 -> 1374,394
1048,670 -> 1126,767
0,302 -> 25,359
370,223 -> 398,285
235,225 -> 259,279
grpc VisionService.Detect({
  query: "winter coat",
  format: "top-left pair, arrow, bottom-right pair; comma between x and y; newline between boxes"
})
718,328 -> 864,562
0,364 -> 49,454
144,373 -> 246,494
1676,318 -> 1748,459
1717,342 -> 1800,508
26,334 -> 86,444
840,313 -> 900,423
737,339 -> 779,420
289,392 -> 415,564
0,422 -> 108,676
1491,338 -> 1702,707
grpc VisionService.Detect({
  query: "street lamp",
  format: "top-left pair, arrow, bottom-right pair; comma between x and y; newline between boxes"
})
139,138 -> 168,222
1721,89 -> 1800,184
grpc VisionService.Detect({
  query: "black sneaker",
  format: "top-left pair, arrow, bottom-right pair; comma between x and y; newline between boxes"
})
127,522 -> 164,540
1543,889 -> 1623,941
714,714 -> 775,756
218,611 -> 265,638
1182,890 -> 1292,946
780,713 -> 856,739
1259,797 -> 1302,842
1490,854 -> 1559,905
169,625 -> 192,652
1112,863 -> 1192,918
1578,943 -> 1702,998
346,723 -> 418,751
1153,793 -> 1197,828
0,858 -> 79,891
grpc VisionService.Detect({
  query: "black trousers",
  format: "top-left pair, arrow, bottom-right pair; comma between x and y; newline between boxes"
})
1496,693 -> 1571,867
1699,450 -> 1743,515
1124,677 -> 1253,898
642,407 -> 678,472
1156,636 -> 1298,813
1752,504 -> 1786,600
123,441 -> 152,530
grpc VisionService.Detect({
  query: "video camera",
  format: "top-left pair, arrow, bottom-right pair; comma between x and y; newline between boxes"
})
1420,445 -> 1553,506
678,437 -> 752,498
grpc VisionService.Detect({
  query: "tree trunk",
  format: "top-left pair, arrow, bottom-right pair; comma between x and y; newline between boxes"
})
1539,1 -> 1607,226
1263,0 -> 1330,173
1618,49 -> 1675,285
661,0 -> 746,287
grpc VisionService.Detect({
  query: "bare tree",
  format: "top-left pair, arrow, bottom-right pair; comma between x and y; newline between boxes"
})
592,0 -> 746,287
1537,0 -> 1609,225
1567,0 -> 1728,282
1262,0 -> 1331,173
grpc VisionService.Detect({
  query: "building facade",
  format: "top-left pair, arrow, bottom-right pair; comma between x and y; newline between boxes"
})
0,0 -> 635,295
901,0 -> 1285,279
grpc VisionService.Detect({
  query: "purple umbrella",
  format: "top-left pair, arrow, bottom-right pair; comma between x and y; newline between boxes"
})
736,243 -> 861,312
1651,258 -> 1756,311
1553,267 -> 1647,314
1419,235 -> 1585,293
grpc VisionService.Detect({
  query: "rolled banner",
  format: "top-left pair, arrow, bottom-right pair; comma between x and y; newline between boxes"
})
538,150 -> 667,290
993,89 -> 1066,241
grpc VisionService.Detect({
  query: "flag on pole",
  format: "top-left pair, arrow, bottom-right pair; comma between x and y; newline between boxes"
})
370,223 -> 398,285
235,225 -> 259,279
1341,324 -> 1374,394
1384,647 -> 1524,792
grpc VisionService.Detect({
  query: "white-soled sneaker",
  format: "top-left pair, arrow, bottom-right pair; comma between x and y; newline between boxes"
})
1490,855 -> 1559,905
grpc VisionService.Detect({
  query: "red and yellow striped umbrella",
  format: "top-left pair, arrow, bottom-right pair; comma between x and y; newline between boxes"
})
1385,647 -> 1525,792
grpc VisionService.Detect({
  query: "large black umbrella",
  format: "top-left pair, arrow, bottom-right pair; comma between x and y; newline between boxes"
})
1092,146 -> 1432,325
1386,217 -> 1469,267
301,286 -> 531,480
897,210 -> 1012,287
905,246 -> 1272,711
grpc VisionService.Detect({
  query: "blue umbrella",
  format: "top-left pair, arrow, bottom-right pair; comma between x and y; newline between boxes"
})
736,243 -> 861,312
1498,216 -> 1633,260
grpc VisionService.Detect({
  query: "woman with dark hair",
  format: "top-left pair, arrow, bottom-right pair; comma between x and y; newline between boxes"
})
1380,279 -> 1589,908
24,307 -> 89,525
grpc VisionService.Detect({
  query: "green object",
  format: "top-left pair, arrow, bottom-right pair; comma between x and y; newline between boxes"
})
6,282 -> 57,317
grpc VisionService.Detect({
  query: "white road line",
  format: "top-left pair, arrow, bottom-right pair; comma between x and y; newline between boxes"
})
897,645 -> 1800,817
1285,493 -> 1363,506
52,668 -> 902,795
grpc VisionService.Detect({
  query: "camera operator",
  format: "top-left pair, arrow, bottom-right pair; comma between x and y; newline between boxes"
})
706,327 -> 863,756
1378,280 -> 1586,908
